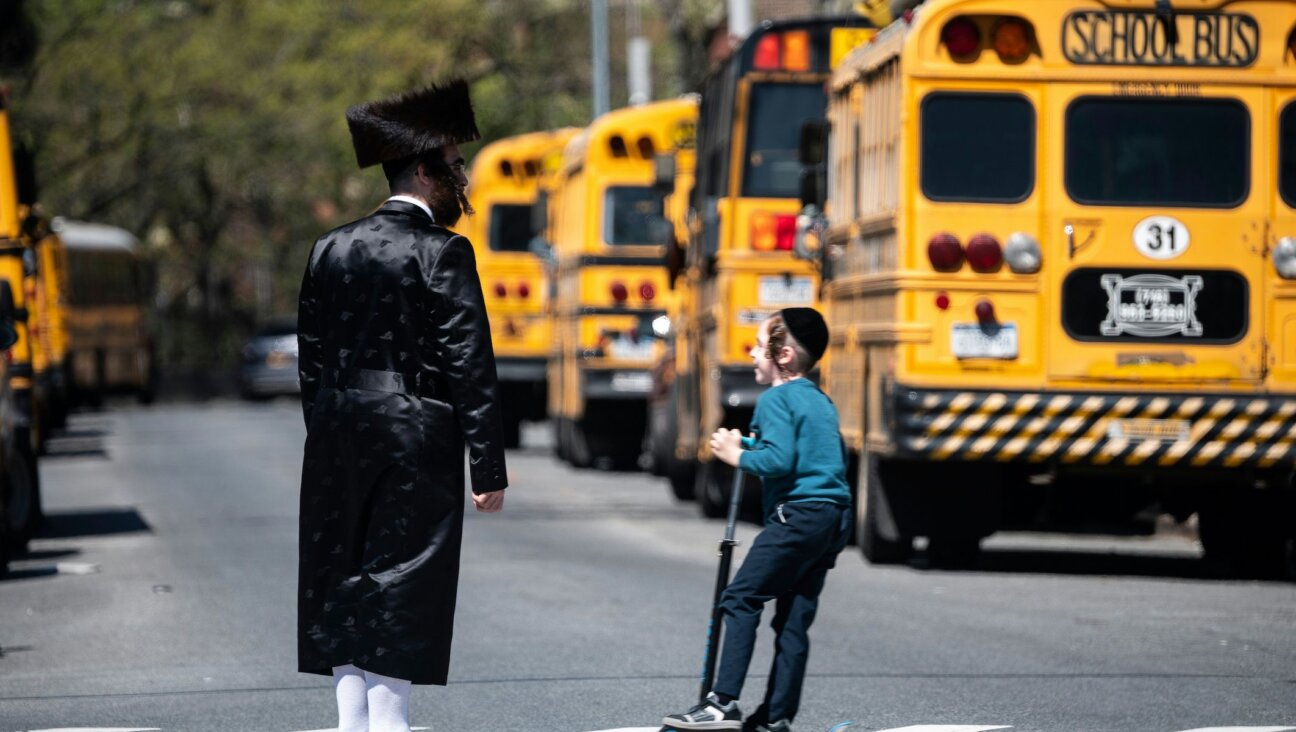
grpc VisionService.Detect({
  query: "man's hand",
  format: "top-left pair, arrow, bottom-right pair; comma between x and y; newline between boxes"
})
473,490 -> 505,513
708,428 -> 744,467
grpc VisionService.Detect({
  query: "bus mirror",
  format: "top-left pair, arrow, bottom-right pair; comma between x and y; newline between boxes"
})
528,236 -> 555,265
799,119 -> 829,166
652,153 -> 676,192
799,169 -> 826,210
530,191 -> 549,237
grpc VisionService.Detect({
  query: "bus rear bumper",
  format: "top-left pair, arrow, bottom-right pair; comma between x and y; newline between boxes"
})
582,368 -> 653,400
887,383 -> 1296,471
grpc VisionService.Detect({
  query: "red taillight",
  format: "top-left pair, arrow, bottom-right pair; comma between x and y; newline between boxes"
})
639,281 -> 656,301
975,299 -> 996,324
992,18 -> 1031,63
942,17 -> 981,57
754,33 -> 781,70
610,281 -> 629,303
775,214 -> 796,251
966,233 -> 1003,273
516,282 -> 531,299
927,233 -> 964,271
935,292 -> 951,311
493,282 -> 508,298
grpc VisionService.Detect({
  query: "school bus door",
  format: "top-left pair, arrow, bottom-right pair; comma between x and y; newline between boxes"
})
1043,83 -> 1268,386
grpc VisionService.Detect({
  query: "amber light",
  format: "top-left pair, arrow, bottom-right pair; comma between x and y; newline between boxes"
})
966,233 -> 1003,273
783,30 -> 811,71
992,19 -> 1031,63
942,17 -> 981,58
927,233 -> 964,271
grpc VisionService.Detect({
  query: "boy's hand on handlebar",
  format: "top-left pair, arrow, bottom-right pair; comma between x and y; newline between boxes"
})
708,428 -> 744,467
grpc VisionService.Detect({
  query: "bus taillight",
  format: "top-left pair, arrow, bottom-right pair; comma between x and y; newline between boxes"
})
610,281 -> 629,303
639,281 -> 656,301
751,212 -> 797,251
493,282 -> 508,298
516,282 -> 531,299
941,18 -> 981,58
966,234 -> 1003,273
927,233 -> 964,271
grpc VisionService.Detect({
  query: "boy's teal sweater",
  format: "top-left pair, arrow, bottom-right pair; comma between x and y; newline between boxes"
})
737,377 -> 851,520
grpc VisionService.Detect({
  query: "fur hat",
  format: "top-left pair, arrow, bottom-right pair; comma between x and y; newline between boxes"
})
345,79 -> 480,169
780,307 -> 829,364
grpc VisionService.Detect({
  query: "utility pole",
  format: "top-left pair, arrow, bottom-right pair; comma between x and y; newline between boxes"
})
626,0 -> 651,106
727,0 -> 754,41
591,0 -> 610,119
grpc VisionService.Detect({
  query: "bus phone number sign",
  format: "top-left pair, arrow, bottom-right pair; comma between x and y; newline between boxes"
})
1100,273 -> 1203,338
1063,10 -> 1259,67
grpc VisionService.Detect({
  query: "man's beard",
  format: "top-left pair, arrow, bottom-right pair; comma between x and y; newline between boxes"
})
429,177 -> 474,227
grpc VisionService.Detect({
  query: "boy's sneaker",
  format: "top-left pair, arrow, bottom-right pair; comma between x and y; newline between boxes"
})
753,721 -> 792,732
661,692 -> 743,730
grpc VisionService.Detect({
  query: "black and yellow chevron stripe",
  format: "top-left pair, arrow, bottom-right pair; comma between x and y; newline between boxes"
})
891,386 -> 1296,469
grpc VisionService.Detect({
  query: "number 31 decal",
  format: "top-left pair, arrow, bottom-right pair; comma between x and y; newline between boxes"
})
1133,216 -> 1190,260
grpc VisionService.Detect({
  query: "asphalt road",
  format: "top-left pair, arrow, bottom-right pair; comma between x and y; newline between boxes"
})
0,401 -> 1293,732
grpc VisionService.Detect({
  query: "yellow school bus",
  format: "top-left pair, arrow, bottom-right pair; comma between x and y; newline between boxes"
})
29,217 -> 71,431
540,97 -> 697,469
463,128 -> 580,448
53,218 -> 156,405
811,0 -> 1296,576
658,17 -> 876,515
0,95 -> 42,552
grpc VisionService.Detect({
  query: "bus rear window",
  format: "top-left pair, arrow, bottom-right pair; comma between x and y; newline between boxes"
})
921,93 -> 1035,203
1282,103 -> 1296,209
742,83 -> 827,198
603,186 -> 665,245
488,204 -> 533,252
1066,98 -> 1249,208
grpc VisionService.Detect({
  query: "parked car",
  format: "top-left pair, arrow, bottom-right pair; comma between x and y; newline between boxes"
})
237,317 -> 299,399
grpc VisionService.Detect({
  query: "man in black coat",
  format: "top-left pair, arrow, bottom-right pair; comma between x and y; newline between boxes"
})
297,79 -> 508,732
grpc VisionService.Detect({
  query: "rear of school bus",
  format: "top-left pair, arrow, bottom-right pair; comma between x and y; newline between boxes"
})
464,129 -> 579,448
31,220 -> 70,430
670,17 -> 876,515
546,98 -> 697,469
824,0 -> 1296,576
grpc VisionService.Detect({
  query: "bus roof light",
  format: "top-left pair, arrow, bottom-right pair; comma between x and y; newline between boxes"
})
752,211 -> 777,251
775,214 -> 797,251
754,33 -> 781,70
992,18 -> 1032,63
783,30 -> 811,71
927,233 -> 964,271
1004,232 -> 1041,274
966,233 -> 1003,273
942,17 -> 981,58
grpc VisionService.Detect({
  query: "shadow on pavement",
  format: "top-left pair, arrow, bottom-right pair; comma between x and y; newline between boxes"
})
37,508 -> 152,539
964,547 -> 1213,580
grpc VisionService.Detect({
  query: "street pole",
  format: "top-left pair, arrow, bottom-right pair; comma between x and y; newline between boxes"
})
726,0 -> 753,41
626,0 -> 651,106
591,0 -> 610,119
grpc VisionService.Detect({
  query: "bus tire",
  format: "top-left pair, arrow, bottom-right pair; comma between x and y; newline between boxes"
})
3,443 -> 40,554
502,413 -> 522,450
857,452 -> 911,565
696,460 -> 728,518
667,455 -> 696,501
569,419 -> 594,468
1199,488 -> 1287,579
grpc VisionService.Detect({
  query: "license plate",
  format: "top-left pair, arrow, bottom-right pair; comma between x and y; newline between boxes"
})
951,323 -> 1018,359
611,371 -> 652,393
609,338 -> 655,361
1107,418 -> 1190,443
758,276 -> 814,305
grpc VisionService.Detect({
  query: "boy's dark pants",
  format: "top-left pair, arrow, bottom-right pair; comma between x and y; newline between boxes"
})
713,501 -> 851,723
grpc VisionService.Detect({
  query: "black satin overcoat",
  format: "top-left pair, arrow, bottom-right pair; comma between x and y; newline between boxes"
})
296,199 -> 508,685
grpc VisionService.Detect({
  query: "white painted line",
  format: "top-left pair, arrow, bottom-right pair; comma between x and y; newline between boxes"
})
55,562 -> 101,575
878,727 -> 1012,732
296,728 -> 430,732
30,728 -> 160,732
582,728 -> 659,732
1176,728 -> 1296,731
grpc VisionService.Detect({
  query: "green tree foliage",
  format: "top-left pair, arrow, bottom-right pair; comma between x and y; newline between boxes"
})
5,0 -> 703,373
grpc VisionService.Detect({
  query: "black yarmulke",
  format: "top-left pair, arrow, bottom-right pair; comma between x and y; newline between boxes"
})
780,307 -> 828,363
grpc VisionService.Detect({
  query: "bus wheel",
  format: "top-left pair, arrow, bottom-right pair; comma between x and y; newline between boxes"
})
569,419 -> 594,468
695,460 -> 728,519
1198,488 -> 1287,579
3,444 -> 40,554
502,413 -> 522,450
667,455 -> 696,501
857,452 -> 911,565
